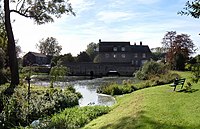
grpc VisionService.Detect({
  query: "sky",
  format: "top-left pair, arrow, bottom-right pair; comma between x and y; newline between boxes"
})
10,0 -> 200,57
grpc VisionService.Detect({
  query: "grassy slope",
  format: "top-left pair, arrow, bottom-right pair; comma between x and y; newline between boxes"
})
83,72 -> 200,129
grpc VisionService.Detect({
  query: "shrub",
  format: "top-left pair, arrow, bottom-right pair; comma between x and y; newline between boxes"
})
97,83 -> 135,95
30,106 -> 110,129
21,66 -> 50,75
135,61 -> 169,80
185,82 -> 192,92
0,85 -> 82,128
50,66 -> 69,87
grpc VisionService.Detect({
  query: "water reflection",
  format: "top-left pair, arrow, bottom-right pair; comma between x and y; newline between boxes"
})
33,76 -> 135,107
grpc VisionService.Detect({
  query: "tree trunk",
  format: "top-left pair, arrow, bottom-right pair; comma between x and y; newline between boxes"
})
4,0 -> 19,88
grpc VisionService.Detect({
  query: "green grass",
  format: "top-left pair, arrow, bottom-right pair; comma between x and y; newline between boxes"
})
83,71 -> 200,129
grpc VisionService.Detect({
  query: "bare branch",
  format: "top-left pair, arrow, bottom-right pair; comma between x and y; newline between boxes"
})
16,0 -> 24,11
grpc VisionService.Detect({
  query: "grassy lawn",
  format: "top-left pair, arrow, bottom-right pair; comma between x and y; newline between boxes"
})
83,71 -> 200,129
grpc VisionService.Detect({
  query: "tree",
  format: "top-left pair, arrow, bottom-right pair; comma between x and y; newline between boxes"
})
179,0 -> 200,18
57,53 -> 75,66
191,55 -> 200,83
186,55 -> 200,83
151,47 -> 167,61
50,66 -> 69,88
36,37 -> 62,56
3,0 -> 74,91
1,10 -> 21,58
162,31 -> 196,70
76,52 -> 92,62
0,48 -> 5,69
0,9 -> 7,50
85,42 -> 98,61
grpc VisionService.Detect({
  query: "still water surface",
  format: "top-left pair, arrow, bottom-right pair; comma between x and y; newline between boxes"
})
33,76 -> 135,106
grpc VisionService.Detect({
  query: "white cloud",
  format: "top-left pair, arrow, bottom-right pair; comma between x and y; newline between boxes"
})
96,11 -> 133,23
134,0 -> 160,5
108,0 -> 127,8
70,0 -> 95,14
9,0 -> 200,57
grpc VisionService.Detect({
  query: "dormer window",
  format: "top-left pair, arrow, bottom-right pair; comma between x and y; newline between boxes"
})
113,47 -> 117,51
121,47 -> 125,51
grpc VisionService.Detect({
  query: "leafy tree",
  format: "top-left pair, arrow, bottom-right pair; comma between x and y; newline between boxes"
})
51,55 -> 61,67
3,0 -> 74,91
151,47 -> 167,61
0,48 -> 8,85
0,10 -> 7,50
1,12 -> 21,58
57,53 -> 75,66
50,66 -> 69,88
174,53 -> 185,71
93,54 -> 101,63
76,52 -> 92,62
85,42 -> 98,61
162,31 -> 196,70
36,37 -> 62,56
186,55 -> 200,83
179,0 -> 200,18
0,48 -> 5,69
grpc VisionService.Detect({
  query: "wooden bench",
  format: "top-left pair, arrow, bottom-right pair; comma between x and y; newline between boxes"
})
169,78 -> 186,91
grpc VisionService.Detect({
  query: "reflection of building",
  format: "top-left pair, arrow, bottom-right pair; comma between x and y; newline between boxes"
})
66,40 -> 152,76
23,52 -> 51,66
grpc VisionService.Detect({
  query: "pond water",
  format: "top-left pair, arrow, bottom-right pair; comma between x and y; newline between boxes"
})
32,76 -> 136,107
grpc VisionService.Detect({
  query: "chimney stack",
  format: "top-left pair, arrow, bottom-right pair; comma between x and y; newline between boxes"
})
140,41 -> 142,45
99,39 -> 101,43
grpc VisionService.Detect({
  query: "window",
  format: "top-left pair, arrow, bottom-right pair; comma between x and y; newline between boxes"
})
105,53 -> 109,58
121,54 -> 126,58
113,47 -> 117,51
132,60 -> 134,65
134,53 -> 138,58
121,47 -> 125,51
135,60 -> 138,66
141,60 -> 147,65
142,53 -> 146,58
113,54 -> 117,58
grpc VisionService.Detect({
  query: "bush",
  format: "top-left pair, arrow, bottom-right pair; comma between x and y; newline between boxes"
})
97,82 -> 135,95
135,61 -> 169,80
0,85 -> 82,128
21,66 -> 50,76
30,106 -> 110,129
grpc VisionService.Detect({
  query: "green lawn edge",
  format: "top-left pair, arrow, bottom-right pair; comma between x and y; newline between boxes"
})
83,71 -> 200,129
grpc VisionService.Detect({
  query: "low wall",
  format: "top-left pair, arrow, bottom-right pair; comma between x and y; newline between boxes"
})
64,63 -> 138,76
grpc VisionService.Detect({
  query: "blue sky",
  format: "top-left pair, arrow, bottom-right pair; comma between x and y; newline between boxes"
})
11,0 -> 200,56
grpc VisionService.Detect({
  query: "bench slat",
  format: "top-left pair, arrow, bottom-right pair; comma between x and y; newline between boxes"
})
169,78 -> 186,91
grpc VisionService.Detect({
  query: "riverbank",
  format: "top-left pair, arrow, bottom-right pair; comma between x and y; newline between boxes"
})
83,71 -> 200,129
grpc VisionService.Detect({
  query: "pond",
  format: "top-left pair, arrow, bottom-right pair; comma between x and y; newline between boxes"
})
32,76 -> 136,107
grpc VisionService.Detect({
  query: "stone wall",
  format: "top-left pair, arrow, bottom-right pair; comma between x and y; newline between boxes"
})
65,62 -> 138,76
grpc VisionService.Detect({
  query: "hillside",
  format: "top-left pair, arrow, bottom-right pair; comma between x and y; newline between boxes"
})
83,72 -> 200,129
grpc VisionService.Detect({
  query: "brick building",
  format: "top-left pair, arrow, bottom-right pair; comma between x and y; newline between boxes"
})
98,39 -> 151,66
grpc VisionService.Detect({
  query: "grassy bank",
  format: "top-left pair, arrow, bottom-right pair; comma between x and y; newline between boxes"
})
83,71 -> 200,129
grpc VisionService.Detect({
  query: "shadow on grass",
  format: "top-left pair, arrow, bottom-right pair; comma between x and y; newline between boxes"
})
99,111 -> 200,129
177,89 -> 199,93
